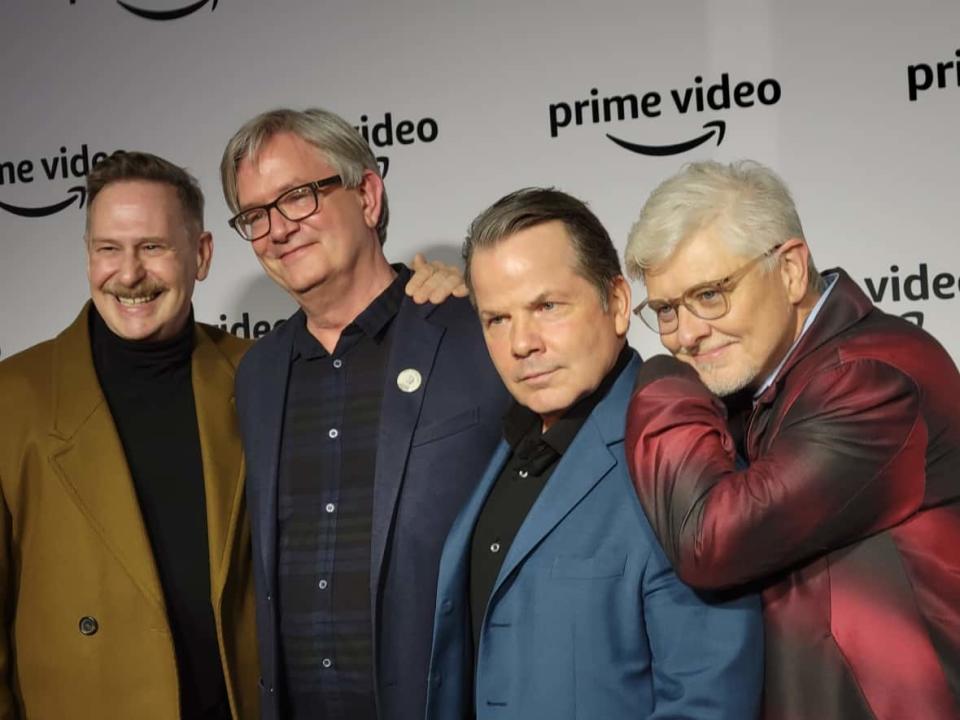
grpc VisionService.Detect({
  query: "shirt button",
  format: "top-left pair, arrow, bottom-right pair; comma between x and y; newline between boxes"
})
325,503 -> 336,513
322,658 -> 333,669
332,358 -> 343,369
490,542 -> 501,553
318,579 -> 328,590
328,428 -> 339,439
518,469 -> 529,478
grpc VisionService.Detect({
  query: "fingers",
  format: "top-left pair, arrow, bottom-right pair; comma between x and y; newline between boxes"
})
405,254 -> 468,304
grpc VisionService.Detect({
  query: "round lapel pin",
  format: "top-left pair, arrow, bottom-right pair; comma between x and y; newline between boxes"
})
397,368 -> 422,393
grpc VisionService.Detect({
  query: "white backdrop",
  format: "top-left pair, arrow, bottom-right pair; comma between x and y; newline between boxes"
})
2,0 -> 959,364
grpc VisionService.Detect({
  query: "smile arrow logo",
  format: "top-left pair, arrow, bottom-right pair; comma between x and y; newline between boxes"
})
116,0 -> 218,21
0,186 -> 86,218
606,120 -> 726,157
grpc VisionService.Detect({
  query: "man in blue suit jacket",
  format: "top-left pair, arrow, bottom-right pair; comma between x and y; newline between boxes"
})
221,108 -> 508,720
427,188 -> 763,719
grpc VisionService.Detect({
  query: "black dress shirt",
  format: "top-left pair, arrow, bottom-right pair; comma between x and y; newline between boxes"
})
276,267 -> 408,720
469,345 -> 632,654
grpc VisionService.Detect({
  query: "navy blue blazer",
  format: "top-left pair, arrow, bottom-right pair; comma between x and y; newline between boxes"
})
235,294 -> 509,720
426,352 -> 763,719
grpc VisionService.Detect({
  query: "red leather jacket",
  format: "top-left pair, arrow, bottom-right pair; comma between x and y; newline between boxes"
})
626,269 -> 960,720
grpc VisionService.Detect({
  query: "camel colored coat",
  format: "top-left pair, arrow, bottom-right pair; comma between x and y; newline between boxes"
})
0,306 -> 259,719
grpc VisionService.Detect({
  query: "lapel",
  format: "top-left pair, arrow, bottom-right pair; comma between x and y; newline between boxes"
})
191,324 -> 246,604
439,443 -> 513,592
490,353 -> 640,601
370,299 -> 444,613
251,316 -> 297,595
48,305 -> 166,612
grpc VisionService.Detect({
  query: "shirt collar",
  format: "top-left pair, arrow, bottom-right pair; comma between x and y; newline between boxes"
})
292,264 -> 410,360
753,271 -> 839,398
502,344 -> 632,456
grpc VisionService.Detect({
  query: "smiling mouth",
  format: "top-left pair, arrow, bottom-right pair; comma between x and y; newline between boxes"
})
279,243 -> 314,262
115,292 -> 162,306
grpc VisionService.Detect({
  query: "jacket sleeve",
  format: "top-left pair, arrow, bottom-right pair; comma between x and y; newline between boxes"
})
643,539 -> 763,720
626,354 -> 926,590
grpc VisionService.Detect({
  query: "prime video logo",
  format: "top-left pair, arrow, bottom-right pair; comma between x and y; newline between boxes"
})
0,145 -> 112,218
68,0 -> 218,21
548,72 -> 782,156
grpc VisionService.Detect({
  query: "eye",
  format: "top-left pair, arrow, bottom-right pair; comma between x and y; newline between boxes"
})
649,302 -> 676,319
537,301 -> 556,312
280,186 -> 316,209
485,315 -> 506,327
240,208 -> 267,225
691,286 -> 724,306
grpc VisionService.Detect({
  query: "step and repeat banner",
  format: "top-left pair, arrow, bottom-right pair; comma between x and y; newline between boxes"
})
1,0 -> 958,363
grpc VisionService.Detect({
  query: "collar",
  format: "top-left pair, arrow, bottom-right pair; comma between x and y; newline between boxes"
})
292,264 -> 410,360
753,267 -> 875,404
754,272 -> 839,398
502,344 -> 633,455
89,303 -> 196,378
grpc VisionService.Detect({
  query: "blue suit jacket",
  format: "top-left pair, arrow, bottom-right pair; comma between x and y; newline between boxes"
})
426,352 -> 763,719
235,294 -> 509,720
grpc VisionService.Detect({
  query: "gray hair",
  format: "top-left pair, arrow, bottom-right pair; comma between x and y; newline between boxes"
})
220,107 -> 389,244
625,160 -> 823,292
463,187 -> 623,310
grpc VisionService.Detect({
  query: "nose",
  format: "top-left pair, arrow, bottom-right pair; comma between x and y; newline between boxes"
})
266,206 -> 298,245
117,248 -> 146,286
510,315 -> 543,359
673,305 -> 712,352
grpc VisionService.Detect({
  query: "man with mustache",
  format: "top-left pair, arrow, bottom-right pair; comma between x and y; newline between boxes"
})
220,107 -> 509,720
625,160 -> 960,719
0,150 -> 259,719
425,187 -> 762,720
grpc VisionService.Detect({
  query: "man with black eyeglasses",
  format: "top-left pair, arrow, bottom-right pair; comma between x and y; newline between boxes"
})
219,108 -> 508,720
624,159 -> 960,720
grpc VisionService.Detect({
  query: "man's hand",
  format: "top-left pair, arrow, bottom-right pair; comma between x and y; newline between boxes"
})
405,252 -> 469,304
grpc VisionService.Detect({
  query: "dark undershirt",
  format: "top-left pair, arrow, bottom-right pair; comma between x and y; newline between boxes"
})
469,345 -> 632,656
90,306 -> 229,720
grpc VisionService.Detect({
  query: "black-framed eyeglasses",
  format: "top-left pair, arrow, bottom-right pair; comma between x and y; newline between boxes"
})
228,175 -> 343,241
634,244 -> 783,335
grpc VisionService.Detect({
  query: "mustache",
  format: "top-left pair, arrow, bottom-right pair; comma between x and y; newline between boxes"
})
103,281 -> 166,299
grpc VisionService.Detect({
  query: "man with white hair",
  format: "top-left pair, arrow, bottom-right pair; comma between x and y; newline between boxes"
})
624,160 -> 960,720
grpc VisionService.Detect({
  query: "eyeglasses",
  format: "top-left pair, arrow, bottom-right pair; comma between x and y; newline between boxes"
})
228,174 -> 343,241
634,245 -> 782,335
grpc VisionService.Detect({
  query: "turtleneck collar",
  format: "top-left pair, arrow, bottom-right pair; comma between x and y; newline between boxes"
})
89,303 -> 196,384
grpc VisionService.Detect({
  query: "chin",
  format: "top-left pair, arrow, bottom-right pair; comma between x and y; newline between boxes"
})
701,368 -> 758,397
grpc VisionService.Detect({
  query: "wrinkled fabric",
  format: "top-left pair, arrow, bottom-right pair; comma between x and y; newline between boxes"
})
627,268 -> 960,720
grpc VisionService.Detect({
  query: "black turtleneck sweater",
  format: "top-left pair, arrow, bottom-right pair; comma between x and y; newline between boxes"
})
90,308 -> 230,720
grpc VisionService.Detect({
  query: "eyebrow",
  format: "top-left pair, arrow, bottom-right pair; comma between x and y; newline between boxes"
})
238,178 -> 312,213
478,290 -> 563,318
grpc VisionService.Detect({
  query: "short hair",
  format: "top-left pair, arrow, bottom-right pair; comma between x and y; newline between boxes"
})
220,107 -> 389,244
625,160 -> 823,292
463,187 -> 623,310
86,150 -> 205,234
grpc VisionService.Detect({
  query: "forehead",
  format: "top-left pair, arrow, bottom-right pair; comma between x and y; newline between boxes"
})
88,180 -> 185,234
643,223 -> 748,298
471,221 -> 586,305
236,132 -> 332,202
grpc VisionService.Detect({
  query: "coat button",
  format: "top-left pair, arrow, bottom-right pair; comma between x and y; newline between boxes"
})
78,616 -> 99,635
441,599 -> 453,615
